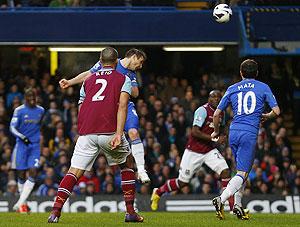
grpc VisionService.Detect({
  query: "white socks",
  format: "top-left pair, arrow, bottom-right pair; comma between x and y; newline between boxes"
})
15,179 -> 35,207
131,141 -> 145,173
234,182 -> 246,207
17,180 -> 25,194
220,175 -> 244,204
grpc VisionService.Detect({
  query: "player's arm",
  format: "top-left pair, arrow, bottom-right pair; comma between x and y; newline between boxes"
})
78,82 -> 86,112
130,72 -> 139,98
212,108 -> 223,136
10,108 -> 31,145
111,76 -> 132,149
262,106 -> 280,121
59,70 -> 92,89
212,89 -> 230,138
131,86 -> 139,98
262,86 -> 281,121
191,126 -> 212,141
116,92 -> 130,135
191,107 -> 211,141
38,107 -> 45,125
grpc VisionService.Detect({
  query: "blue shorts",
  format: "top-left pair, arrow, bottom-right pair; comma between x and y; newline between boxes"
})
229,130 -> 257,173
124,102 -> 139,133
11,141 -> 40,170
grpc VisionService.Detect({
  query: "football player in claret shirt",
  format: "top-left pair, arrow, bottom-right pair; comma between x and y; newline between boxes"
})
10,88 -> 44,213
151,90 -> 233,211
59,49 -> 150,183
211,59 -> 280,220
48,47 -> 144,223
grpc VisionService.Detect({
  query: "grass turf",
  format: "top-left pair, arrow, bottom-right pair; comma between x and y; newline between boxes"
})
0,212 -> 300,227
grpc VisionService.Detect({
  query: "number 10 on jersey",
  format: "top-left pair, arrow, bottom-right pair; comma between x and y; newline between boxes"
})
237,91 -> 256,115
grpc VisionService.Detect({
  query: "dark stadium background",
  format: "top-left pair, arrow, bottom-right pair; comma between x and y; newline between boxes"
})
0,0 -> 300,214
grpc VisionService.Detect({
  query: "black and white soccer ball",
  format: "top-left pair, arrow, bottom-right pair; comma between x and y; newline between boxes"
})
213,4 -> 232,23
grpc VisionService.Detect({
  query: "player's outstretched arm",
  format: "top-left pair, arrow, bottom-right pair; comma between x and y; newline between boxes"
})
59,70 -> 92,89
111,92 -> 130,150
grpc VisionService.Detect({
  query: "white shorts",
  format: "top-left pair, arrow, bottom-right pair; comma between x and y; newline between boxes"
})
178,148 -> 229,183
71,134 -> 131,171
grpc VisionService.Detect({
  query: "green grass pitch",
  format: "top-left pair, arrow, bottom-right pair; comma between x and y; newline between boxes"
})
0,212 -> 300,227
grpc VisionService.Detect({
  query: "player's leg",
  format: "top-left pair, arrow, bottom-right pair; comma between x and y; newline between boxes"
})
13,170 -> 26,212
101,134 -> 143,222
11,143 -> 26,195
16,170 -> 26,195
212,131 -> 239,220
126,104 -> 149,183
12,142 -> 31,212
48,135 -> 99,223
151,149 -> 202,211
219,169 -> 234,211
119,162 -> 144,222
213,131 -> 255,220
230,132 -> 256,220
14,168 -> 37,212
203,149 -> 234,211
151,179 -> 188,211
14,143 -> 40,211
233,181 -> 249,218
48,167 -> 85,223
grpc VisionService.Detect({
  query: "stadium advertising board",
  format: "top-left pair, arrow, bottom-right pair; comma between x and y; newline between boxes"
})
0,195 -> 299,213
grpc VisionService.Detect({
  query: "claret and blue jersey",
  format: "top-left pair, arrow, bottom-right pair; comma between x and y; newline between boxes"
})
89,60 -> 139,132
217,78 -> 278,172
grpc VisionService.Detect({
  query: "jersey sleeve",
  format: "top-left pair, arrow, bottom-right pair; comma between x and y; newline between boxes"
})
193,106 -> 207,128
10,108 -> 26,139
78,83 -> 86,105
89,61 -> 102,74
121,76 -> 132,95
264,85 -> 278,108
129,72 -> 138,87
217,89 -> 231,111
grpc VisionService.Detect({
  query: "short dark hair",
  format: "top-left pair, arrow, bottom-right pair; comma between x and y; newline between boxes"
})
125,48 -> 147,61
240,59 -> 258,78
24,87 -> 35,97
100,47 -> 118,65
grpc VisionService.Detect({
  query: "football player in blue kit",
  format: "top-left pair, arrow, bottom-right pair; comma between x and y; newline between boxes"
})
10,88 -> 45,212
211,59 -> 280,220
59,49 -> 150,183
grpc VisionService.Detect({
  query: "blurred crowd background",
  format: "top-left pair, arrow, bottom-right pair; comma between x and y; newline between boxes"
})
0,50 -> 300,198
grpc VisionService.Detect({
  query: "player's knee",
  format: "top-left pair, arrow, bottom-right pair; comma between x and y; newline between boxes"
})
178,175 -> 190,185
128,129 -> 140,141
119,162 -> 129,170
28,168 -> 38,179
220,168 -> 231,179
17,170 -> 26,181
68,167 -> 85,179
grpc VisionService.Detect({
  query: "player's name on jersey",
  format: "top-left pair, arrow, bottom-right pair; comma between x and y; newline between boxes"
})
238,82 -> 255,90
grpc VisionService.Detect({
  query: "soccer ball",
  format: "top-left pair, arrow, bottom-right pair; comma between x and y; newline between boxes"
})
213,4 -> 232,23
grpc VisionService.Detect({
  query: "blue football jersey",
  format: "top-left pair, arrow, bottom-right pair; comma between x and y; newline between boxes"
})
90,59 -> 138,87
217,79 -> 278,134
10,104 -> 45,143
